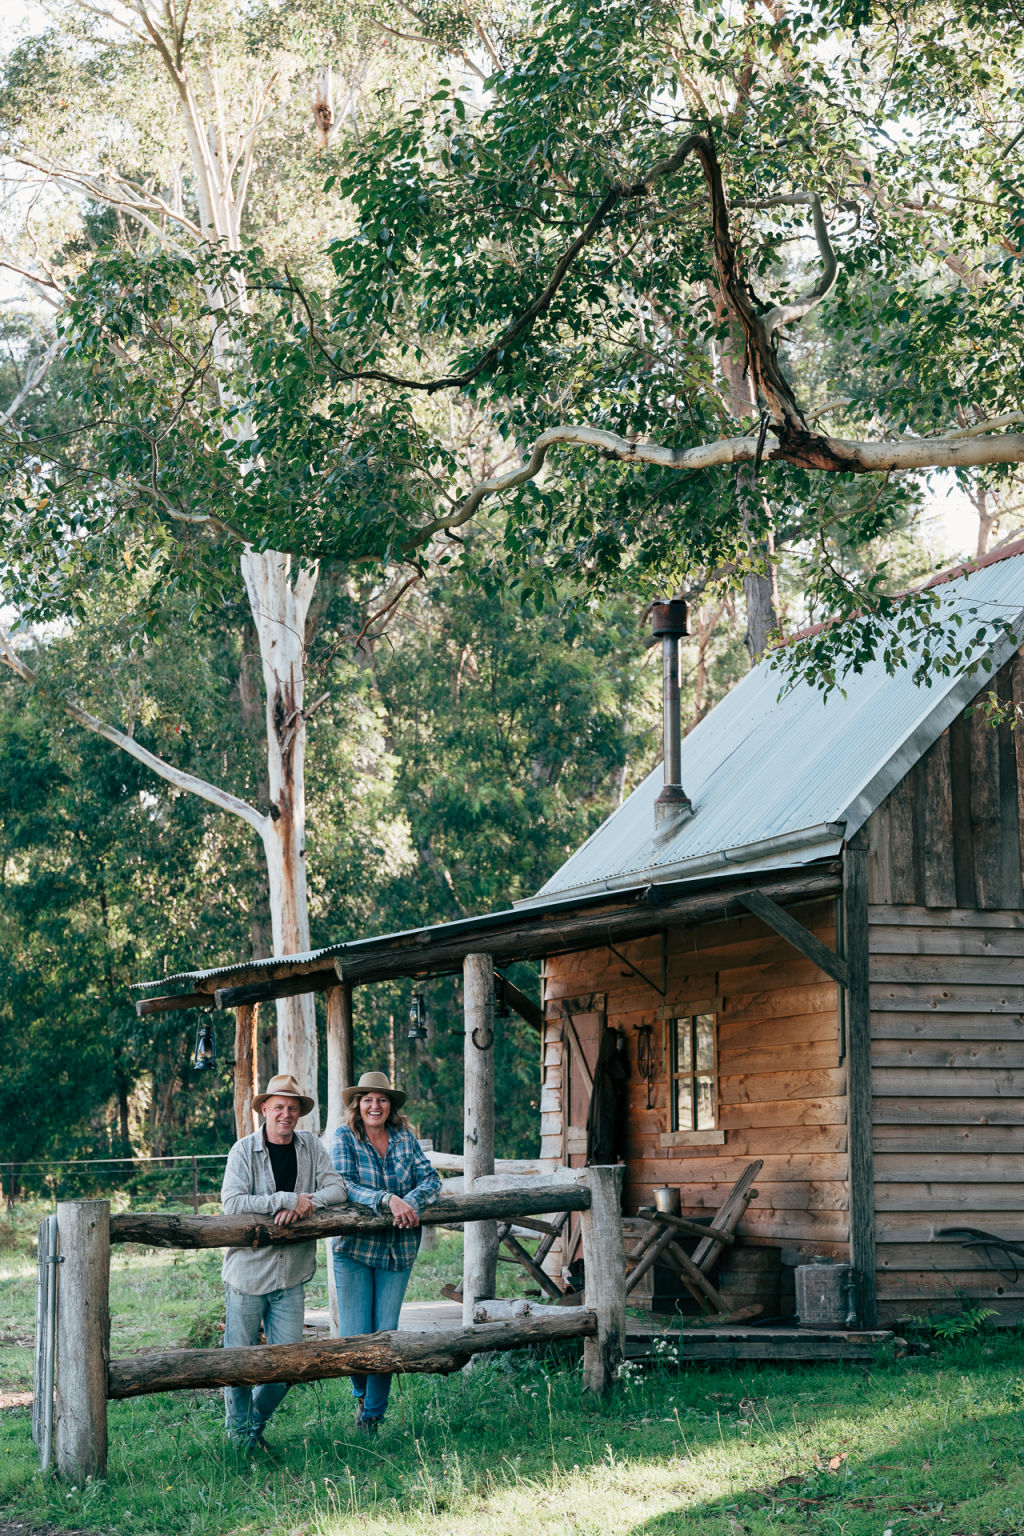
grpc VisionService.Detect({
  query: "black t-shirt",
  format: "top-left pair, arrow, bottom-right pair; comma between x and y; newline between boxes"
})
266,1136 -> 298,1194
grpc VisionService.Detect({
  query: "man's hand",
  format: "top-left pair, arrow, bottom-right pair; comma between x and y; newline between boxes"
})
388,1195 -> 419,1229
275,1193 -> 315,1225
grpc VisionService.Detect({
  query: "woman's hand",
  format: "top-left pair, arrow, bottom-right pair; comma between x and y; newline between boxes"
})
388,1195 -> 419,1229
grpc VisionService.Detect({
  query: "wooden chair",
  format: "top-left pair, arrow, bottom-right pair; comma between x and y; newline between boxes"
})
441,1209 -> 572,1303
625,1159 -> 763,1315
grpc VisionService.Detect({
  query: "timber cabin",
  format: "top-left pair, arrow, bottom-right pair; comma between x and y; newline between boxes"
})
136,543 -> 1024,1329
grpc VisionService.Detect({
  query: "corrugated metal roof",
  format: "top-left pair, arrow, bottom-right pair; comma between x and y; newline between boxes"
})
525,550 -> 1024,906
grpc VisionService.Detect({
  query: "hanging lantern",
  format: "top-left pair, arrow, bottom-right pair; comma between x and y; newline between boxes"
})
407,993 -> 428,1042
192,1019 -> 216,1073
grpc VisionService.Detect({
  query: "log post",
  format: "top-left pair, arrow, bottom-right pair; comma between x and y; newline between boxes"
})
844,834 -> 876,1326
55,1200 -> 110,1480
324,982 -> 355,1139
324,982 -> 355,1336
578,1166 -> 625,1395
463,953 -> 497,1324
233,1004 -> 259,1139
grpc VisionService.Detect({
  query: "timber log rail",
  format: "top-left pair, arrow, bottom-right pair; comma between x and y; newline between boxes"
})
42,1168 -> 625,1482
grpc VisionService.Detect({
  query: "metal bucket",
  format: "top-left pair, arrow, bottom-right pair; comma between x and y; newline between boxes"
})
795,1258 -> 858,1328
653,1187 -> 681,1215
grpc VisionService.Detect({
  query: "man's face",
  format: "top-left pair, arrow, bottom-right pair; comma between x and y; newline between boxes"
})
263,1095 -> 301,1144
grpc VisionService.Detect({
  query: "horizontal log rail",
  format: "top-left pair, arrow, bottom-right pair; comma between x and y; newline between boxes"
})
107,1312 -> 598,1399
109,1182 -> 590,1251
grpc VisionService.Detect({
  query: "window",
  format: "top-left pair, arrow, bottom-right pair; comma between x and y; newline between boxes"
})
668,1013 -> 718,1134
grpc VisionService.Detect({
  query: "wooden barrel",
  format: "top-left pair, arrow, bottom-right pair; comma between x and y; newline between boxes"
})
716,1245 -> 781,1313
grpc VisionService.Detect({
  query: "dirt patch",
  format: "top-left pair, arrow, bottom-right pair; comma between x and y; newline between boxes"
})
0,1390 -> 32,1410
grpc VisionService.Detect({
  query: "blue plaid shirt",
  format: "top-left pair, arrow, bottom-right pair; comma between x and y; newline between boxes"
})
331,1124 -> 442,1271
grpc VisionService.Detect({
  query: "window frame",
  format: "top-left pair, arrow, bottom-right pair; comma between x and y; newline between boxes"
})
657,999 -> 725,1148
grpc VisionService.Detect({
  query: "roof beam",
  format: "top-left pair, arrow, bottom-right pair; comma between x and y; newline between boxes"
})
501,974 -> 544,1031
135,990 -> 215,1017
737,890 -> 848,987
214,968 -> 338,1011
333,868 -> 842,986
131,866 -> 842,1015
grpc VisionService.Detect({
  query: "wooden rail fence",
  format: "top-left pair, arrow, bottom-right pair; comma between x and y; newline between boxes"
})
46,1167 -> 625,1481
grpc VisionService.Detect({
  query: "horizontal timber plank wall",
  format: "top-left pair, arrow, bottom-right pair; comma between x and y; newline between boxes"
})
866,650 -> 1024,1322
542,898 -> 848,1289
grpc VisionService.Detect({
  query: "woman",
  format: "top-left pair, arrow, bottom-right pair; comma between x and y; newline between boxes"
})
331,1070 -> 442,1432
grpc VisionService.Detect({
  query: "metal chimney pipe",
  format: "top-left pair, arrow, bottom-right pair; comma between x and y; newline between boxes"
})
650,599 -> 693,833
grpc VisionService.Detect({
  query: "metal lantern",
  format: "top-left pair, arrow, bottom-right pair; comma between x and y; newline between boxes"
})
192,1019 -> 216,1073
407,992 -> 428,1042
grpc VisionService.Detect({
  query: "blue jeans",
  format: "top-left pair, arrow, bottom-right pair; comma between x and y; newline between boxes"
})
332,1249 -> 413,1422
223,1282 -> 306,1439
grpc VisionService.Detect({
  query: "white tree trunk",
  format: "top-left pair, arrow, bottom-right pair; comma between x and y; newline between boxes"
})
243,548 -> 321,1125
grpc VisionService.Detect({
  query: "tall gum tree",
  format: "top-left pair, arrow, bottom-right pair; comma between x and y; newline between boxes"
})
0,0 -> 479,1123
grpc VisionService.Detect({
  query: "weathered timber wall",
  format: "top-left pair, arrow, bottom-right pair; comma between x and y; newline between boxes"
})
865,654 -> 1024,913
542,898 -> 847,1284
868,903 -> 1024,1321
863,650 -> 1024,1320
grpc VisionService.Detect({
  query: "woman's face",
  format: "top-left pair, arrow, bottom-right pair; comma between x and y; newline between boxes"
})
359,1091 -> 392,1132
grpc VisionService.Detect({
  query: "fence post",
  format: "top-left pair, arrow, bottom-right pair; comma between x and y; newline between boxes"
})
578,1166 -> 625,1395
55,1200 -> 110,1480
463,953 -> 497,1325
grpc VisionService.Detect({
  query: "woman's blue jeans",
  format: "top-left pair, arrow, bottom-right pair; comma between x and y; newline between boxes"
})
332,1248 -> 413,1422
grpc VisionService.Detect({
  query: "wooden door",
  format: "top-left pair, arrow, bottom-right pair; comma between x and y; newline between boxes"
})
560,993 -> 605,1276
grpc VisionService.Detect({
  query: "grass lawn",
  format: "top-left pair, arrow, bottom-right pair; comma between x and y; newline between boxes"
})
3,1202 -> 1024,1535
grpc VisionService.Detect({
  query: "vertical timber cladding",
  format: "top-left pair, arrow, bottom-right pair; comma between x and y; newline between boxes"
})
541,899 -> 849,1285
867,649 -> 1024,1322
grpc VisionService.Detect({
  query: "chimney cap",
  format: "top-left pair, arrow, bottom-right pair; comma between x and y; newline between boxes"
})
650,599 -> 688,639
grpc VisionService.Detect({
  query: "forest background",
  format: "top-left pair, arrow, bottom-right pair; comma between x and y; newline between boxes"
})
0,0 -> 1020,1177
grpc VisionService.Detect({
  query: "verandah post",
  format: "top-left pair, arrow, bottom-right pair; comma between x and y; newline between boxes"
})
324,980 -> 355,1335
233,1003 -> 259,1139
55,1200 -> 110,1480
578,1165 -> 625,1395
324,981 -> 355,1138
463,953 -> 497,1324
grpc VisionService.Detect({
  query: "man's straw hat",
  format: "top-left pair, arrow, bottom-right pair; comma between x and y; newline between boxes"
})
252,1072 -> 315,1117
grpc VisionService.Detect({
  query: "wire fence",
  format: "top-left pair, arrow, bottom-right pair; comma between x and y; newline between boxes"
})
2,1152 -> 232,1213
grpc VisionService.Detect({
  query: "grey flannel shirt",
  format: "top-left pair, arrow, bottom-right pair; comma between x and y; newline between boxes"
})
220,1126 -> 347,1295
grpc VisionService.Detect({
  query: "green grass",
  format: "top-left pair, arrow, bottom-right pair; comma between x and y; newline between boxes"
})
5,1203 -> 1024,1535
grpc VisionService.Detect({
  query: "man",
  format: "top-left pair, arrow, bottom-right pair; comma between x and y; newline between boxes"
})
220,1072 -> 347,1451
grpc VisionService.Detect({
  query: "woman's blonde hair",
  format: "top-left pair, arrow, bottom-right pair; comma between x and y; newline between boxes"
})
346,1092 -> 412,1141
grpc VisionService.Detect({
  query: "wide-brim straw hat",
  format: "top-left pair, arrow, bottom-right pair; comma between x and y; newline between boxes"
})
252,1072 -> 315,1117
342,1070 -> 407,1110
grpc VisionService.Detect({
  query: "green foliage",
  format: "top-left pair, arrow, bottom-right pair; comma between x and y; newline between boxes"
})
903,1303 -> 1000,1344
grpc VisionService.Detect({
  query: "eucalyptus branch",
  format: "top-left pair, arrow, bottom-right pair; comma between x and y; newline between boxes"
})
404,419 -> 1024,550
0,624 -> 266,834
757,193 -> 840,335
0,338 -> 64,431
806,396 -> 853,424
934,412 -> 1024,441
13,156 -> 201,248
